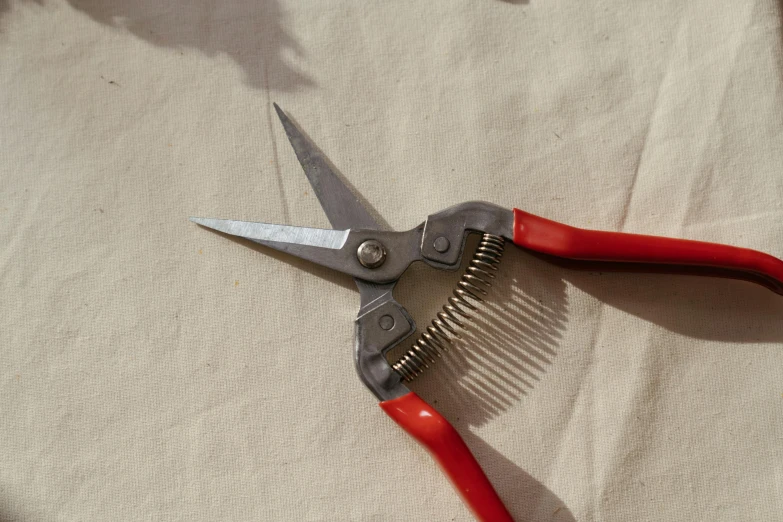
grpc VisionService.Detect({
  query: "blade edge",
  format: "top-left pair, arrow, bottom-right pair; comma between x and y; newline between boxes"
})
189,217 -> 349,250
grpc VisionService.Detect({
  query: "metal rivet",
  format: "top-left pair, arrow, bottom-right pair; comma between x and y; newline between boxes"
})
357,239 -> 387,268
433,236 -> 450,253
379,314 -> 395,330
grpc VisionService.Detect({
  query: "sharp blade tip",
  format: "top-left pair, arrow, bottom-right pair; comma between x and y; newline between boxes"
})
272,103 -> 286,120
190,217 -> 223,232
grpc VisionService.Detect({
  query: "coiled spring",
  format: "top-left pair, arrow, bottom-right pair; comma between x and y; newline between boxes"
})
391,233 -> 505,382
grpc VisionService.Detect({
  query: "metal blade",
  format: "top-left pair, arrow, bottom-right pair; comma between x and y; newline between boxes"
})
273,103 -> 382,231
191,216 -> 424,284
189,218 -> 349,249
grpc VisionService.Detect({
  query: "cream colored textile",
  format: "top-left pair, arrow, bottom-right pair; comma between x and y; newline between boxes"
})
1,1 -> 782,521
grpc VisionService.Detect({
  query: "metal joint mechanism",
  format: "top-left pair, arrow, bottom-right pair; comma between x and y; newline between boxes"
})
356,239 -> 387,268
354,292 -> 413,400
421,201 -> 514,267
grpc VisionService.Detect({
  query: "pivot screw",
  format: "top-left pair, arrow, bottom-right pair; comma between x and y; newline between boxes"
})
378,314 -> 395,330
433,236 -> 450,253
357,239 -> 387,268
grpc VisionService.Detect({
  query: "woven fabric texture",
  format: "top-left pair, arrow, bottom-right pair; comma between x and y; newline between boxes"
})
2,1 -> 782,520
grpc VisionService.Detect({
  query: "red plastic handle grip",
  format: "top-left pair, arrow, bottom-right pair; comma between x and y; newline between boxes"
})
380,392 -> 514,522
513,209 -> 783,295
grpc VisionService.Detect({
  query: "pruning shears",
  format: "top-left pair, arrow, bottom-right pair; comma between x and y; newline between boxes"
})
191,105 -> 783,521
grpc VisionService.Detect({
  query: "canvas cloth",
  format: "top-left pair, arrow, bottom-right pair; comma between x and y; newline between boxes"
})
1,1 -> 782,520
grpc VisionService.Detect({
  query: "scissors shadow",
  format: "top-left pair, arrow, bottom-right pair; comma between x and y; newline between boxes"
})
560,266 -> 783,343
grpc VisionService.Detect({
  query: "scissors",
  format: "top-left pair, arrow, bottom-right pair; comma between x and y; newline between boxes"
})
191,105 -> 783,521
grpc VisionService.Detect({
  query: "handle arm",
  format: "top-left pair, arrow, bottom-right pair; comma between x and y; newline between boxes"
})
513,209 -> 783,295
380,392 -> 514,522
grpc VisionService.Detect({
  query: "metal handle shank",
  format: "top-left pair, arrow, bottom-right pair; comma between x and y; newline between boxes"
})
513,209 -> 783,295
380,392 -> 514,522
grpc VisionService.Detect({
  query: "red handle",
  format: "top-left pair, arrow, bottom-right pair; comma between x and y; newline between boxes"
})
513,209 -> 783,295
380,392 -> 514,522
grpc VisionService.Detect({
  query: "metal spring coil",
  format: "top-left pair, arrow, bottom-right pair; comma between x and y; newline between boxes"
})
391,233 -> 505,382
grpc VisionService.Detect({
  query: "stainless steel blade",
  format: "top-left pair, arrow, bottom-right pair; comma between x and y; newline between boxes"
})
189,218 -> 349,249
191,216 -> 425,284
273,103 -> 383,231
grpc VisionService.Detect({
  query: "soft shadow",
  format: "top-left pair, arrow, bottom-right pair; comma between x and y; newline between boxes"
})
1,0 -> 313,91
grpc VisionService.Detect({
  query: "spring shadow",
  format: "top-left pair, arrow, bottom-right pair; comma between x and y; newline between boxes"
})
0,0 -> 313,92
392,238 -> 573,521
393,238 -> 569,426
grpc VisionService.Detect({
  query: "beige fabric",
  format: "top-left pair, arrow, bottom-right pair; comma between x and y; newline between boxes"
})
2,1 -> 783,520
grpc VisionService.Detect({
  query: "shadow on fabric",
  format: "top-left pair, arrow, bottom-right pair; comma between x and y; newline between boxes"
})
0,0 -> 313,92
554,261 -> 783,343
462,429 -> 576,521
